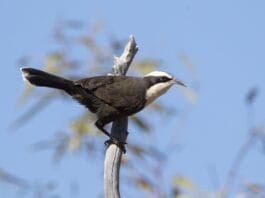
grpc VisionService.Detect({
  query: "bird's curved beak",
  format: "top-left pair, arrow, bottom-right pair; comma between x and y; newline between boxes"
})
172,78 -> 186,87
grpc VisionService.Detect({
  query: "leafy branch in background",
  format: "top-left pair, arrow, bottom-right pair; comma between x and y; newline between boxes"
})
14,20 -> 195,197
12,19 -> 265,198
0,167 -> 61,198
222,87 -> 265,198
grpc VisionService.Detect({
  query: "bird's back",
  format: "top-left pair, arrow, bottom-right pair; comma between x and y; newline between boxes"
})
74,75 -> 147,116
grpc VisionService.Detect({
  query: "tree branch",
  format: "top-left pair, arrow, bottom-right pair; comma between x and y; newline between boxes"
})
104,35 -> 138,198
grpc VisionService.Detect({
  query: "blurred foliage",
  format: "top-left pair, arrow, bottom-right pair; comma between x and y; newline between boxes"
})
172,176 -> 196,192
0,167 -> 60,198
245,86 -> 258,105
6,19 -> 263,198
14,19 -> 190,197
16,20 -> 181,155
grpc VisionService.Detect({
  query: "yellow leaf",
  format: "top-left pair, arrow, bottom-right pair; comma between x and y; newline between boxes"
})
17,84 -> 34,106
172,175 -> 196,191
132,60 -> 160,74
44,52 -> 64,73
69,112 -> 96,136
136,178 -> 153,192
68,134 -> 81,151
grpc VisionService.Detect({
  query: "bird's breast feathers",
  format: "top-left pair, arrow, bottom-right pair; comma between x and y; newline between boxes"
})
145,82 -> 173,106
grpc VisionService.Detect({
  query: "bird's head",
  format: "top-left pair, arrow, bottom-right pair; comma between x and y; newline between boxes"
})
144,71 -> 186,105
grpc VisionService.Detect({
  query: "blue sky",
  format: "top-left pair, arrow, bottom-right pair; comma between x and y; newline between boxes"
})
1,0 -> 265,197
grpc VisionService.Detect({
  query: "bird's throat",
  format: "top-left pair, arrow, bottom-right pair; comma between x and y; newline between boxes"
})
145,83 -> 173,106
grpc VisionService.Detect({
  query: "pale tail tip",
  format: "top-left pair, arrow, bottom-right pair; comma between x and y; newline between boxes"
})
20,67 -> 29,81
20,67 -> 27,73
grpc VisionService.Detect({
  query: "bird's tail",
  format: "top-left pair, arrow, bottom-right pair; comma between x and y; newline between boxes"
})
21,67 -> 74,94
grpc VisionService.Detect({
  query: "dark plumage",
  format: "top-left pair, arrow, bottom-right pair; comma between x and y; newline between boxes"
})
21,67 -> 185,150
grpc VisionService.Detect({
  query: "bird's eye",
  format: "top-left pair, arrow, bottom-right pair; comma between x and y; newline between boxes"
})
160,76 -> 170,82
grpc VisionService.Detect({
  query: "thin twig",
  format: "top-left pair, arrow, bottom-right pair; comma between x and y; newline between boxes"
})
222,132 -> 256,198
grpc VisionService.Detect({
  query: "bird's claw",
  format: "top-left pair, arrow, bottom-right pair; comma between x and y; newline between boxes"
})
104,138 -> 127,153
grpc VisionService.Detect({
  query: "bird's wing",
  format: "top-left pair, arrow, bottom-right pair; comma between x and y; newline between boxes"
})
74,76 -> 116,91
75,76 -> 146,114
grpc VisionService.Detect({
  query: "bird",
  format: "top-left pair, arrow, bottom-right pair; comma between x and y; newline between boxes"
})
20,67 -> 186,152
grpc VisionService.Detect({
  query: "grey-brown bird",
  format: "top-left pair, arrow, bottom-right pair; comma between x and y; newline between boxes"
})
21,67 -> 185,151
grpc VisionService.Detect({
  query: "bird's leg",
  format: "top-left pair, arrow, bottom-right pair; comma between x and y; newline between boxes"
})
95,120 -> 112,138
95,120 -> 126,153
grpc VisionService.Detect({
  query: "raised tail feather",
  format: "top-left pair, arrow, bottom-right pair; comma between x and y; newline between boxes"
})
20,67 -> 74,94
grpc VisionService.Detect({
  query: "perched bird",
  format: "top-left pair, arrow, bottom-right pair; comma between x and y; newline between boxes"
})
21,67 -> 185,151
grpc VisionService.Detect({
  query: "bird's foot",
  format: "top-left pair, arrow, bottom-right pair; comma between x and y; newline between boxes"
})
104,138 -> 127,154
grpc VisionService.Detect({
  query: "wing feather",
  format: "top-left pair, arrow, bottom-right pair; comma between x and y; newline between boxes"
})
74,76 -> 146,114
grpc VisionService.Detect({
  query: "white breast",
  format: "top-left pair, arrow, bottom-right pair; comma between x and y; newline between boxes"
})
145,82 -> 173,106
